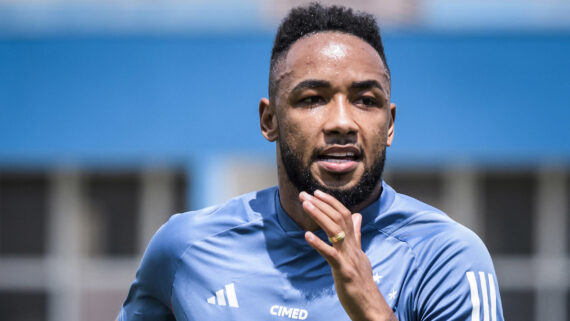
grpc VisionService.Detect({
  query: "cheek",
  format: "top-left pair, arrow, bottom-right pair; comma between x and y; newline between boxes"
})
277,118 -> 307,154
361,122 -> 389,154
279,113 -> 319,142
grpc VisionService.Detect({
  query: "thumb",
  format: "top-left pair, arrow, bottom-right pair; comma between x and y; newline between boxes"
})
351,213 -> 362,248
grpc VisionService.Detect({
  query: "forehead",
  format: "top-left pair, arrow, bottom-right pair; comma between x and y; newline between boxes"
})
279,32 -> 389,87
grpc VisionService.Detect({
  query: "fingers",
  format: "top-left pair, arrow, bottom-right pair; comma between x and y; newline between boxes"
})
313,190 -> 351,217
300,190 -> 362,247
300,192 -> 346,238
305,231 -> 340,268
352,213 -> 362,249
312,190 -> 355,236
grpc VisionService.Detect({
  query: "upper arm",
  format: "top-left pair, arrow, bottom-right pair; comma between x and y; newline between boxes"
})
411,226 -> 505,321
118,215 -> 185,321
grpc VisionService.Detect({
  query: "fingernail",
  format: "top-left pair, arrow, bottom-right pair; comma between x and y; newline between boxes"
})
306,232 -> 314,241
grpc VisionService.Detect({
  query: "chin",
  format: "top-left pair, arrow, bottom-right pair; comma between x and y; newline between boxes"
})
317,179 -> 359,190
314,170 -> 363,190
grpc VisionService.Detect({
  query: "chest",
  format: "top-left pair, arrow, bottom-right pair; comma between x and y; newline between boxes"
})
170,229 -> 413,321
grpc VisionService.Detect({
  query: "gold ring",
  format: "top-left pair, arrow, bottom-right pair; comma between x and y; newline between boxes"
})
328,231 -> 346,243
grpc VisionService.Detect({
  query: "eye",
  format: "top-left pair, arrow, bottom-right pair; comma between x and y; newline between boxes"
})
354,96 -> 379,107
298,95 -> 326,106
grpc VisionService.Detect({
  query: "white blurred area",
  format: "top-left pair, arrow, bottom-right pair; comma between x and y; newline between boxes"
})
1,1 -> 569,321
1,0 -> 570,36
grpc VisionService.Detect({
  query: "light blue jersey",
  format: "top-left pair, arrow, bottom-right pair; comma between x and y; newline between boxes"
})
119,182 -> 504,321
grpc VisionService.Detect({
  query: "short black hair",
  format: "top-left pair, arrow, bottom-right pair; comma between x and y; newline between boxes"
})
269,2 -> 389,99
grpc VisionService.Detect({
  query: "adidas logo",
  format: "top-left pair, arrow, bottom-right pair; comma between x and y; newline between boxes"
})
207,283 -> 239,308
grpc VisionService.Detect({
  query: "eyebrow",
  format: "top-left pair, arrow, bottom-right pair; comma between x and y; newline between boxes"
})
290,79 -> 385,94
351,80 -> 385,92
290,79 -> 331,93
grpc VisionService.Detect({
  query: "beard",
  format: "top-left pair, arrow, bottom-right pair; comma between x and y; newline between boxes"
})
279,138 -> 386,211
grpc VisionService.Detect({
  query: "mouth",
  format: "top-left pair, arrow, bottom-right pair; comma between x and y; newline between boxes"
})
316,146 -> 362,174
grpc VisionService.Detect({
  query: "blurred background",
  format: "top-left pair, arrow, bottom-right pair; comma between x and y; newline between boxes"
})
1,0 -> 569,320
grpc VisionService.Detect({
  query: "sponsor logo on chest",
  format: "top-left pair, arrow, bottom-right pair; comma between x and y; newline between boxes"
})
270,305 -> 308,320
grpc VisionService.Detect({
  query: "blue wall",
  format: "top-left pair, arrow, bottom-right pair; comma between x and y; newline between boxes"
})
1,33 -> 569,167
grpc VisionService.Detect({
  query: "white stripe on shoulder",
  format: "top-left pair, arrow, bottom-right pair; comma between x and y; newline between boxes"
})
466,271 -> 481,321
488,273 -> 497,321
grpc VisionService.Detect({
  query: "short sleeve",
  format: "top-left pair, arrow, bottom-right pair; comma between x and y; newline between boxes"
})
118,214 -> 186,321
410,224 -> 505,321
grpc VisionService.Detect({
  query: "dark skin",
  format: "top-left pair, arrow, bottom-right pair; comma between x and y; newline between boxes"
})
259,32 -> 397,321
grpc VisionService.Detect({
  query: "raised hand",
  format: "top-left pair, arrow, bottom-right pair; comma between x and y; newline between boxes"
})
300,190 -> 397,321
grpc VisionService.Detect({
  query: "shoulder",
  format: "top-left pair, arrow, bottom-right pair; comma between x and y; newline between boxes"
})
380,187 -> 502,319
375,183 -> 495,281
132,187 -> 277,296
378,186 -> 490,267
120,187 -> 278,315
153,186 -> 278,259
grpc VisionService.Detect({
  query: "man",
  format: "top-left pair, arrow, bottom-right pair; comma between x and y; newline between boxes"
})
119,3 -> 504,320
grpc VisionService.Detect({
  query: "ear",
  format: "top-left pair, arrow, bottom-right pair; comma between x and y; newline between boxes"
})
386,102 -> 396,146
259,98 -> 278,142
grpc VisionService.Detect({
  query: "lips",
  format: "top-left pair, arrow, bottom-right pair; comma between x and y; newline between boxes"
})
316,146 -> 362,173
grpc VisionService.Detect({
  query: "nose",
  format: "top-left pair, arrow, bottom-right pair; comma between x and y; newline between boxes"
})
323,97 -> 358,142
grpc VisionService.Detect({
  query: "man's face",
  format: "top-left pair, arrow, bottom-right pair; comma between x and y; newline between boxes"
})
269,32 -> 395,210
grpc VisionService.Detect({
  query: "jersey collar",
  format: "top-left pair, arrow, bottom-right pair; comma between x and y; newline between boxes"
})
274,180 -> 395,234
